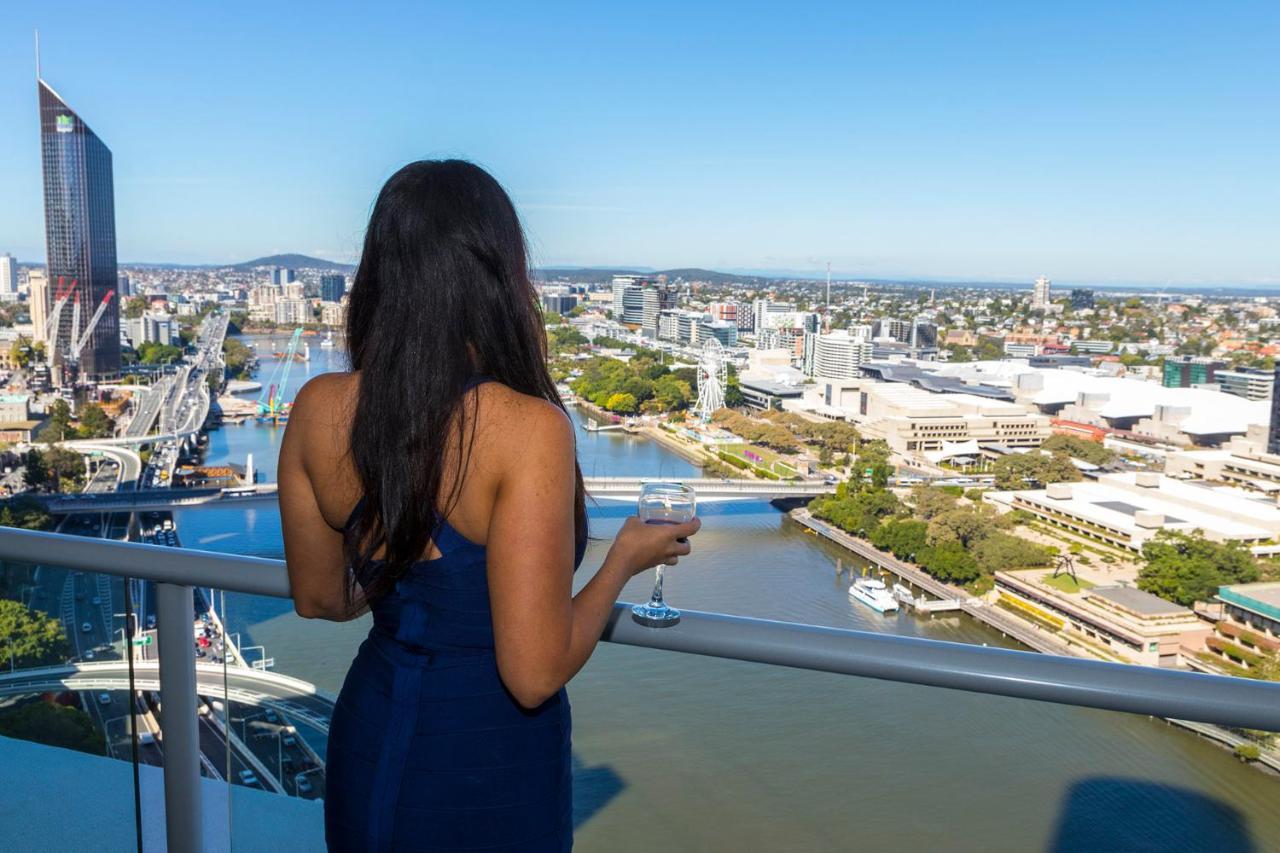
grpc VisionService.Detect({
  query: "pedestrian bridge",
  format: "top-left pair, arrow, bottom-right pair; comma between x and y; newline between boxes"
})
40,477 -> 835,513
0,661 -> 335,735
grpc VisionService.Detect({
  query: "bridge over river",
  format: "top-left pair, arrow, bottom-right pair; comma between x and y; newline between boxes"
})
40,477 -> 835,513
0,660 -> 336,735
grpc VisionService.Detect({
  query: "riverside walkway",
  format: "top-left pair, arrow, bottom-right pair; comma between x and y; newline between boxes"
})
792,509 -> 1078,657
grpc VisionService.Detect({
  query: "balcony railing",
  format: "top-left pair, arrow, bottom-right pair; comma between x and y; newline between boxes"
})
2,525 -> 1280,853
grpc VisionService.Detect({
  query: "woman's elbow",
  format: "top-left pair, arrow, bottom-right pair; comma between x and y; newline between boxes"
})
499,666 -> 562,710
293,595 -> 348,621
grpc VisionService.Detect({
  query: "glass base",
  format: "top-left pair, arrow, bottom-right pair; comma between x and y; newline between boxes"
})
632,601 -> 681,626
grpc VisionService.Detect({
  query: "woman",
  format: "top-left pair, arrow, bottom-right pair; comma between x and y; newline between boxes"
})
277,159 -> 699,852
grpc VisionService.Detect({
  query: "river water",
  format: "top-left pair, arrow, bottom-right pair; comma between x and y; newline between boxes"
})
176,335 -> 1279,852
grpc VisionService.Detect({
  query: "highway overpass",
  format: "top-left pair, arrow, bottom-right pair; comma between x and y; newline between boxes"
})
40,476 -> 835,513
0,660 -> 335,735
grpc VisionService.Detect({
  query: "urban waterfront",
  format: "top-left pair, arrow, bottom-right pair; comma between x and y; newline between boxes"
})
165,337 -> 1280,852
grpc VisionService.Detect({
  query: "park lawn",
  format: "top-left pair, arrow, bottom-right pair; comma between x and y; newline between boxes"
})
1041,572 -> 1096,594
723,442 -> 801,474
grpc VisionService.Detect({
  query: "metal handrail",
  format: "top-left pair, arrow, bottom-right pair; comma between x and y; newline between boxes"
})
3,525 -> 1280,853
3,526 -> 1280,729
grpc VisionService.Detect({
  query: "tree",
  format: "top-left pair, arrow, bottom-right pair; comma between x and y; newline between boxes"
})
1041,435 -> 1115,466
124,296 -> 148,319
870,519 -> 929,560
927,507 -> 996,550
76,404 -> 114,439
43,399 -> 75,442
919,541 -> 981,583
992,451 -> 1082,489
0,599 -> 70,668
1138,530 -> 1259,607
912,485 -> 960,520
0,701 -> 105,755
604,392 -> 638,414
972,532 -> 1054,574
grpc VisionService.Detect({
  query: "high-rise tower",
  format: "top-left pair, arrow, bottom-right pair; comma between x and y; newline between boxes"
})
1031,275 -> 1051,311
38,73 -> 121,378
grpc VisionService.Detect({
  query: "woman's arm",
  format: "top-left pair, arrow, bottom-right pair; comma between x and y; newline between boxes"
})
486,401 -> 698,709
278,377 -> 360,621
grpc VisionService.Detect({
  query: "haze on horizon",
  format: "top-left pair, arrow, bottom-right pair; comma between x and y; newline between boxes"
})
2,2 -> 1277,287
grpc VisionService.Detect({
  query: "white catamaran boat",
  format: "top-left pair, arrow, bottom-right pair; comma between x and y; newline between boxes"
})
849,576 -> 899,613
319,331 -> 336,348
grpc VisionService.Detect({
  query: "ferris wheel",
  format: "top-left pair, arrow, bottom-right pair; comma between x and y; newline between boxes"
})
694,337 -> 727,422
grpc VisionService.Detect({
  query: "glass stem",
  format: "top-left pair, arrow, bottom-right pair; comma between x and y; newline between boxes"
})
649,565 -> 666,607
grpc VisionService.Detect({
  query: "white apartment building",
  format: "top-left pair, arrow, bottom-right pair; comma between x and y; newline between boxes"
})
320,300 -> 347,327
807,330 -> 873,380
275,298 -> 312,325
28,270 -> 49,344
1032,275 -> 1051,310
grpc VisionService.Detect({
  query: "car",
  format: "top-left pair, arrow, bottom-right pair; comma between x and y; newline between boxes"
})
97,692 -> 112,705
264,710 -> 279,724
91,596 -> 101,606
295,775 -> 313,795
84,649 -> 95,660
238,770 -> 260,788
81,622 -> 93,633
146,614 -> 157,629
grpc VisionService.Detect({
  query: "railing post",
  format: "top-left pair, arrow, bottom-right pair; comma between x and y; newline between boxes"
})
156,582 -> 202,853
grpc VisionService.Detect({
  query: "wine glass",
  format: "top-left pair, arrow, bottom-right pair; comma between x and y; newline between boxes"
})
631,482 -> 697,626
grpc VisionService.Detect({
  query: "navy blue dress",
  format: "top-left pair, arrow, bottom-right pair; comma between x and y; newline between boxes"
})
325,448 -> 586,849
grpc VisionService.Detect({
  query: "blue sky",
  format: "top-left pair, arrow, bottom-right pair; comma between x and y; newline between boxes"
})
2,2 -> 1277,285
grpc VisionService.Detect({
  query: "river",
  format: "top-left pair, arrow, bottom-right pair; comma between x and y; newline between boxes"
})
175,335 -> 1280,852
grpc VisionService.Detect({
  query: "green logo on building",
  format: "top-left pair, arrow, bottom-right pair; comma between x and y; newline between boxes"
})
55,114 -> 74,133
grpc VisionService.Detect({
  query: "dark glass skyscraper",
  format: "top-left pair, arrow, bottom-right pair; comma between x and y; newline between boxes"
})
38,78 -> 120,379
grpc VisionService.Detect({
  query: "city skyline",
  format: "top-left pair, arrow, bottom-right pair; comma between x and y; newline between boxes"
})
1,3 -> 1278,286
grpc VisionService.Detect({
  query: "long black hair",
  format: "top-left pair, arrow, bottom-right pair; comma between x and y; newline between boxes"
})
343,159 -> 587,607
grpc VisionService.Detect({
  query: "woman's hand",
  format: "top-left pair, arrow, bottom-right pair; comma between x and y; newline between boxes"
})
605,516 -> 701,577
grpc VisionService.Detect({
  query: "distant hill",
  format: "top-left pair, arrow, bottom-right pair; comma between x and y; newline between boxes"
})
534,266 -> 782,286
231,253 -> 355,273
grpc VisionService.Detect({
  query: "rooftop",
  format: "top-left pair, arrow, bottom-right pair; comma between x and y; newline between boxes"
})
1089,586 -> 1194,617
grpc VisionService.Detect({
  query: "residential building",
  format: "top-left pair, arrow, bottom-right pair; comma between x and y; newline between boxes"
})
320,300 -> 346,327
38,76 -> 121,377
275,298 -> 312,325
708,302 -> 738,326
0,254 -> 17,298
1032,275 -> 1051,310
809,330 -> 873,380
872,318 -> 910,343
28,270 -> 49,344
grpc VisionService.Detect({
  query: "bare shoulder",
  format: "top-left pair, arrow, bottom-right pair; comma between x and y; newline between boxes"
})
290,372 -> 357,429
473,383 -> 574,464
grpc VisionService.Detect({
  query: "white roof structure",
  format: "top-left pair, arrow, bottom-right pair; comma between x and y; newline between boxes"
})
929,360 -> 1270,436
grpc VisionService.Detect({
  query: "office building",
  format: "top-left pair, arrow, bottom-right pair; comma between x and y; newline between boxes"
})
1072,340 -> 1114,354
1217,368 -> 1273,401
1208,583 -> 1280,674
1032,275 -> 1051,310
611,276 -> 647,325
1269,368 -> 1280,455
540,290 -> 578,315
1163,356 -> 1224,389
751,299 -> 794,333
116,272 -> 131,298
641,283 -> 676,338
124,313 -> 177,348
909,319 -> 938,349
38,76 -> 121,377
0,254 -> 17,298
696,319 -> 738,348
1070,289 -> 1094,310
708,302 -> 738,326
271,267 -> 297,286
28,270 -> 49,344
320,274 -> 346,304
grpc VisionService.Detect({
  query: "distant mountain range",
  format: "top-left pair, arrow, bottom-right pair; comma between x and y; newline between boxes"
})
230,253 -> 356,273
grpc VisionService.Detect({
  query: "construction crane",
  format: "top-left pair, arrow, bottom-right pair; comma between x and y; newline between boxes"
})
67,289 -> 115,364
44,276 -> 77,358
256,327 -> 303,422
